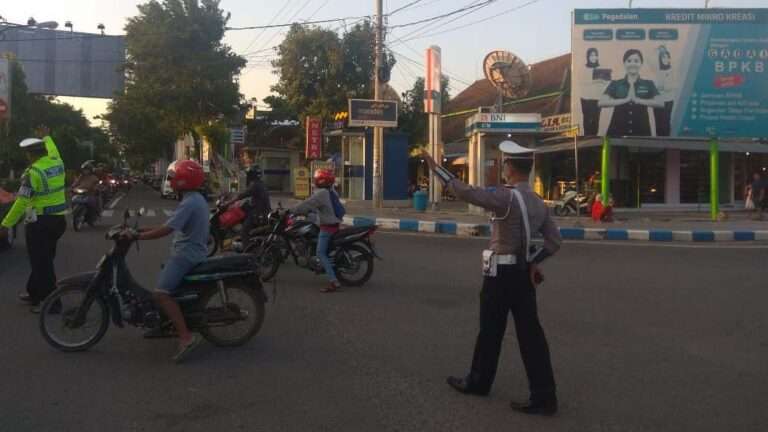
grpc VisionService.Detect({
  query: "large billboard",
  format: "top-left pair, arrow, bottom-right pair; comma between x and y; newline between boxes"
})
0,25 -> 125,99
572,9 -> 768,139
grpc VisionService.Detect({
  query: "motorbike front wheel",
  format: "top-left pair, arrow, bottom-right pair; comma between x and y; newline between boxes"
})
199,280 -> 265,347
39,286 -> 110,352
253,244 -> 282,282
72,205 -> 86,232
334,244 -> 374,287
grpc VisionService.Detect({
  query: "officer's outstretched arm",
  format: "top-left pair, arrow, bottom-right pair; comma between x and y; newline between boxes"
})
0,175 -> 34,228
43,136 -> 61,160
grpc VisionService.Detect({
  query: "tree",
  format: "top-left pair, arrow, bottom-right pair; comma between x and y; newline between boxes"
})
270,21 -> 395,122
399,75 -> 450,150
105,0 -> 246,165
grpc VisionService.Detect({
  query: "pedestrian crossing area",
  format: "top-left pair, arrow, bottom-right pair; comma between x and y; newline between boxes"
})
99,209 -> 175,218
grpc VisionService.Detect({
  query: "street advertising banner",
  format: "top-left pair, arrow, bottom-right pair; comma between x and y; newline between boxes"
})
348,99 -> 398,128
0,59 -> 10,122
424,45 -> 442,114
572,9 -> 768,139
305,116 -> 323,160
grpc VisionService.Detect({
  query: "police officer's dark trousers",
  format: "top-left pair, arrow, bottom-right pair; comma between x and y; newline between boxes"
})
25,215 -> 67,303
469,263 -> 556,398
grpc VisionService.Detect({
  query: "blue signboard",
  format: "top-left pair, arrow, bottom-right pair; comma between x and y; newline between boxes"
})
572,9 -> 768,138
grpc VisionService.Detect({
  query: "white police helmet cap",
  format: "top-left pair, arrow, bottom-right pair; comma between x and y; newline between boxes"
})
499,140 -> 535,159
19,138 -> 45,148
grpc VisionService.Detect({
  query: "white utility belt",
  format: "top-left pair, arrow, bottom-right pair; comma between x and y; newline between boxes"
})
482,250 -> 524,277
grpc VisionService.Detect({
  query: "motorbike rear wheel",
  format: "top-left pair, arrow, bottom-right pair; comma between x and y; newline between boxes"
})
207,230 -> 220,257
39,286 -> 110,352
334,244 -> 374,287
199,280 -> 265,347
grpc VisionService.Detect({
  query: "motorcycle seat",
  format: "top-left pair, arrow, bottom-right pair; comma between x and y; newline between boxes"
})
186,254 -> 256,276
332,226 -> 371,240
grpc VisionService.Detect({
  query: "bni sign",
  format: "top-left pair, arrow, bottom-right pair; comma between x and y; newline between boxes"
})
348,99 -> 398,128
305,116 -> 323,160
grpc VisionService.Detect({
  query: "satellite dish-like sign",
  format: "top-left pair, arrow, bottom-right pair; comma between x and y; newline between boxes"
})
483,50 -> 531,99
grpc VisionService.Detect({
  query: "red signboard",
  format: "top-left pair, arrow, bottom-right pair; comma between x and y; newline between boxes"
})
305,116 -> 323,160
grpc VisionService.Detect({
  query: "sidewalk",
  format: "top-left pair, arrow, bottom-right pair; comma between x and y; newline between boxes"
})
273,194 -> 768,242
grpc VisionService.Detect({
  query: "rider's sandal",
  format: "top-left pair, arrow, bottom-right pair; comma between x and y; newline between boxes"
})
320,282 -> 342,293
172,334 -> 203,364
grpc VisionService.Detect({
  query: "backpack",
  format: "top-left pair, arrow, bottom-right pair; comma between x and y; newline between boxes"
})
329,189 -> 346,219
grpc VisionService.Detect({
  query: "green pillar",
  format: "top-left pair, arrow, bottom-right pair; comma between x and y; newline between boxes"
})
601,136 -> 610,205
709,138 -> 719,221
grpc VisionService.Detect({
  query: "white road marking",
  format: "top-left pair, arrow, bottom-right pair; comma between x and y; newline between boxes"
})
101,210 -> 114,218
107,193 -> 125,209
163,209 -> 174,217
144,209 -> 156,217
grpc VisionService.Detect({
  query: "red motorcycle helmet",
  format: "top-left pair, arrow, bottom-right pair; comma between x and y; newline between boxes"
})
168,160 -> 205,191
313,169 -> 335,188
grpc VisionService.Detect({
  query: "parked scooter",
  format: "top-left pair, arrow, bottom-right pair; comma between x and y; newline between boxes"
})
553,190 -> 591,217
39,208 -> 267,352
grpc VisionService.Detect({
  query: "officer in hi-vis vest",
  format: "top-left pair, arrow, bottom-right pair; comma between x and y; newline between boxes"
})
0,132 -> 67,313
422,140 -> 562,416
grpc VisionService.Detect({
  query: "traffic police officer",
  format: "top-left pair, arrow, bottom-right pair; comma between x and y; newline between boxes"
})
422,140 -> 562,416
0,133 -> 67,313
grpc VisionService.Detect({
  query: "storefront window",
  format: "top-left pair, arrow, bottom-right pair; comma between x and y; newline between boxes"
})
634,150 -> 665,204
680,151 -> 710,204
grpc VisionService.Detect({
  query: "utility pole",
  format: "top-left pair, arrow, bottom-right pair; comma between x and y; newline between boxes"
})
372,0 -> 384,208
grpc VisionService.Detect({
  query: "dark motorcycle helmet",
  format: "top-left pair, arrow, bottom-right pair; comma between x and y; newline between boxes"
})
246,165 -> 263,182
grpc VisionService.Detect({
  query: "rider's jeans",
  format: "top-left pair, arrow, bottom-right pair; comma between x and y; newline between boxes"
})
316,231 -> 337,283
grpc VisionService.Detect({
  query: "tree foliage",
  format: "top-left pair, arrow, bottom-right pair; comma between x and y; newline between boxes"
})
270,21 -> 395,121
105,0 -> 246,164
0,58 -> 113,177
399,75 -> 450,149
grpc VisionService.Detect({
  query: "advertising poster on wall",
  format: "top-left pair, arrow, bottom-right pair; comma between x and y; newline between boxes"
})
572,9 -> 768,139
0,59 -> 10,122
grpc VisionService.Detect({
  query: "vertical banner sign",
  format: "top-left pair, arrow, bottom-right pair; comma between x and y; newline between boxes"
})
305,116 -> 323,160
424,46 -> 442,114
0,59 -> 11,122
571,9 -> 768,139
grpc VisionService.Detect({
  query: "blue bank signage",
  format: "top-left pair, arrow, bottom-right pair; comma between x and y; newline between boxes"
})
572,8 -> 768,139
464,113 -> 541,136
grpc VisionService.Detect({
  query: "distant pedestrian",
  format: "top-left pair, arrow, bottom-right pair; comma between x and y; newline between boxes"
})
422,140 -> 562,416
750,173 -> 766,220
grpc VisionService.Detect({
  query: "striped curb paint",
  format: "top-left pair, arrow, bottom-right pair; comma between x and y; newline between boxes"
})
343,214 -> 768,243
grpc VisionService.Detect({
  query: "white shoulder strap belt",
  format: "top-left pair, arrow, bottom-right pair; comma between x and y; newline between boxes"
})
510,189 -> 531,263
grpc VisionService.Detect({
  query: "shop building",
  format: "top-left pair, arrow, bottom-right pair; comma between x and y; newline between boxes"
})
442,53 -> 768,209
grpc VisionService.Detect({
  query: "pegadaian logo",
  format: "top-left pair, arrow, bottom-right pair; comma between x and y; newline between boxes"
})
583,13 -> 600,21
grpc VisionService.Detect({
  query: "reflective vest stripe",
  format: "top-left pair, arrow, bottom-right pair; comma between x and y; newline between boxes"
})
28,166 -> 50,193
42,202 -> 69,215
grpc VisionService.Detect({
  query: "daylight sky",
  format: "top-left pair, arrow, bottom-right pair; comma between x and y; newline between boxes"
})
2,0 -> 766,121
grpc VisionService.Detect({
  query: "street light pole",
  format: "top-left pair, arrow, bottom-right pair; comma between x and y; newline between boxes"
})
372,0 -> 384,208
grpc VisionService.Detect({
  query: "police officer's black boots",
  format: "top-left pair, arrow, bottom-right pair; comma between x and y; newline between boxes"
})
510,394 -> 558,416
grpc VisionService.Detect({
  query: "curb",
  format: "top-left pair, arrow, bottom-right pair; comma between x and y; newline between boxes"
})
342,216 -> 768,243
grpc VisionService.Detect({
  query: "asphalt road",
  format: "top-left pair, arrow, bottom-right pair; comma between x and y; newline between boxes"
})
0,185 -> 766,432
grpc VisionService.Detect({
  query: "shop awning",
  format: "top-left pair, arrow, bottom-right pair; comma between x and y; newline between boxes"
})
535,137 -> 768,154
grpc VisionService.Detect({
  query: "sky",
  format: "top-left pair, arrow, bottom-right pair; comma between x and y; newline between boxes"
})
1,0 -> 766,122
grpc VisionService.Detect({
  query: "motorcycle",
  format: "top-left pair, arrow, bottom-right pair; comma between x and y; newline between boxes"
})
553,190 -> 592,217
207,196 -> 248,257
71,188 -> 100,231
38,208 -> 267,352
252,207 -> 379,286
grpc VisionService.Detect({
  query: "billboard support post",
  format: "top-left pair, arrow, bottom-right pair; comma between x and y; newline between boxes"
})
710,138 -> 719,221
601,136 -> 610,205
